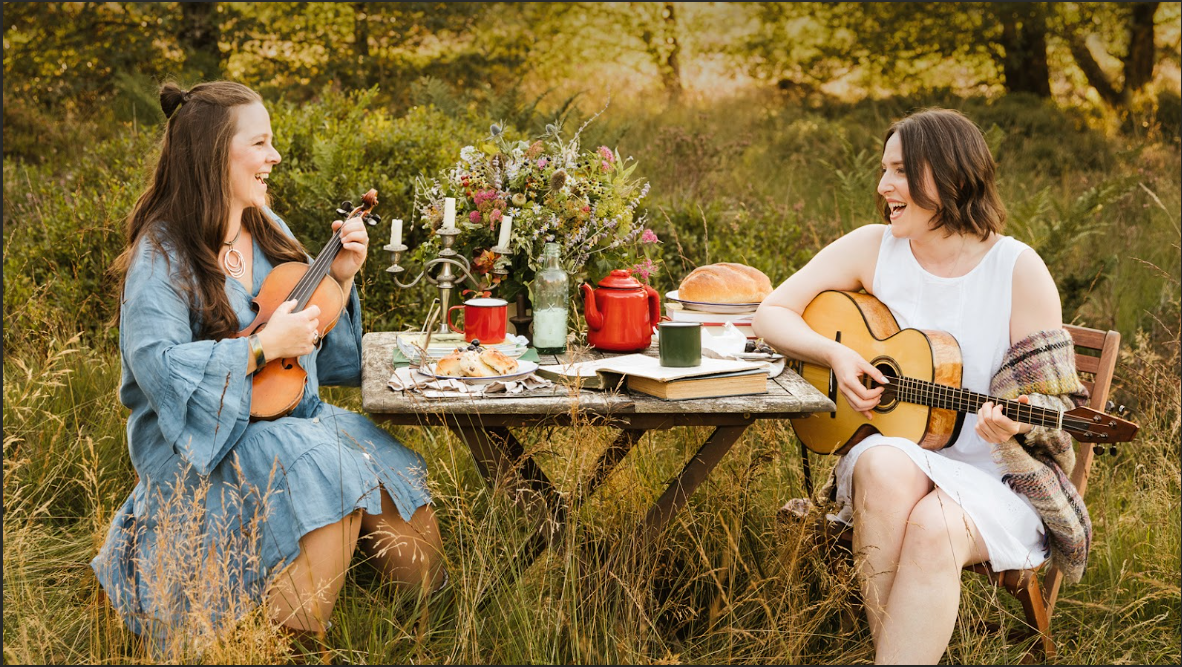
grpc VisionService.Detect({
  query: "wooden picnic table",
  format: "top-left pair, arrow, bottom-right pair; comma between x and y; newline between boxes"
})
360,331 -> 834,600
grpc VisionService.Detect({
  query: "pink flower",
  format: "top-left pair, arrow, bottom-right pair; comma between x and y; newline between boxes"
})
537,157 -> 548,169
469,210 -> 482,224
490,209 -> 503,225
640,229 -> 659,244
598,146 -> 615,163
601,161 -> 612,172
630,257 -> 657,282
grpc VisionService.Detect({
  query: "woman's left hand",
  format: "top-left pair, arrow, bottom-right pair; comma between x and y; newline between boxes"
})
329,216 -> 369,285
976,395 -> 1035,444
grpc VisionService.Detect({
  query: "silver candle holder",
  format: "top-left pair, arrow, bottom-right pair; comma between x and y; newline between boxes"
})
384,229 -> 511,333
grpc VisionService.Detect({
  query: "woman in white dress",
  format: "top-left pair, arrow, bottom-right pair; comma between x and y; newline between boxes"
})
754,108 -> 1079,664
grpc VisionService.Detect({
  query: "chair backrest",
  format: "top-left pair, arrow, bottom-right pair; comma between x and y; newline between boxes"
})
1061,324 -> 1122,498
1043,324 -> 1121,615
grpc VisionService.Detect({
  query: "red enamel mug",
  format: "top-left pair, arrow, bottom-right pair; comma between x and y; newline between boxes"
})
447,297 -> 508,344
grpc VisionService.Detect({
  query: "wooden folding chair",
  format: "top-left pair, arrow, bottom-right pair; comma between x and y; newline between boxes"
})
797,324 -> 1122,663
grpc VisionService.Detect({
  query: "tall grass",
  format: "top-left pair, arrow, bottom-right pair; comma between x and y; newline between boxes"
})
3,92 -> 1179,664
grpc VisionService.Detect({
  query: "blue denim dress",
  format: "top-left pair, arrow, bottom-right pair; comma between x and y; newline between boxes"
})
90,209 -> 431,644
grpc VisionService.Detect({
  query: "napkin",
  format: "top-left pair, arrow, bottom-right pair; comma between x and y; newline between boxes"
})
700,322 -> 786,377
387,367 -> 553,398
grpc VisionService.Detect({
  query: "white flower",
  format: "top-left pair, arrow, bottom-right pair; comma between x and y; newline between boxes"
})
460,146 -> 479,165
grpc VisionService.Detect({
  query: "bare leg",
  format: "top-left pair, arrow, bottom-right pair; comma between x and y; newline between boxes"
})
851,445 -> 933,643
875,488 -> 990,665
359,491 -> 446,593
267,510 -> 363,634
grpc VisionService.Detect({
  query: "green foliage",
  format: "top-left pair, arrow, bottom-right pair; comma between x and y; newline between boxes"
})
260,86 -> 503,332
3,5 -> 1180,660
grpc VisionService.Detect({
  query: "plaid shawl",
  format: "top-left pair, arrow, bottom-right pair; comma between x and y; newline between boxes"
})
990,328 -> 1092,584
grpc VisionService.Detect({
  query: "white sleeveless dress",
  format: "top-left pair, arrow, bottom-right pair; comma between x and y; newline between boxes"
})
829,226 -> 1049,572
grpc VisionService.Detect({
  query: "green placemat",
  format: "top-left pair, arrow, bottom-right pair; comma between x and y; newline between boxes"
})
393,346 -> 540,368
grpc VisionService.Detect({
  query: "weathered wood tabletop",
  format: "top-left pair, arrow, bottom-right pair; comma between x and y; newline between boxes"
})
360,330 -> 835,607
361,331 -> 835,427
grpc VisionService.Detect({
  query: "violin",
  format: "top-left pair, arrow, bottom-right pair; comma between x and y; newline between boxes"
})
237,189 -> 379,420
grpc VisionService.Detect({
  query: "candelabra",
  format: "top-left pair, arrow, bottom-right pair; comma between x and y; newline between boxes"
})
384,230 -> 511,334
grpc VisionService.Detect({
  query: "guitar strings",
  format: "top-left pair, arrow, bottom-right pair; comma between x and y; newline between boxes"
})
895,376 -> 1091,429
886,375 -> 1092,430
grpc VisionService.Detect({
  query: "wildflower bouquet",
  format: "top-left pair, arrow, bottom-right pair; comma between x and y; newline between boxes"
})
414,120 -> 661,302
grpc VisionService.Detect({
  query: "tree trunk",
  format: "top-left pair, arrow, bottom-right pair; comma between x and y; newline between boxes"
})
1069,33 -> 1124,108
353,2 -> 372,88
179,2 -> 221,80
661,2 -> 682,101
354,3 -> 370,59
997,4 -> 1051,97
1123,2 -> 1159,94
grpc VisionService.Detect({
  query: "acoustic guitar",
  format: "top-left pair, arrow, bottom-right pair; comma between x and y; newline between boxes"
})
788,290 -> 1138,455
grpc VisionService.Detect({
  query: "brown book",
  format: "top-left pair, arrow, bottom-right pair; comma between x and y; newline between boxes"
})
537,353 -> 767,397
625,368 -> 768,400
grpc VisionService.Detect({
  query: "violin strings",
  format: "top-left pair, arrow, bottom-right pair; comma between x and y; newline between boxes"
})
285,207 -> 367,308
289,230 -> 344,307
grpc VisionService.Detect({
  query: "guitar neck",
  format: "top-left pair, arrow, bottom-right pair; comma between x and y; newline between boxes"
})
888,375 -> 1070,430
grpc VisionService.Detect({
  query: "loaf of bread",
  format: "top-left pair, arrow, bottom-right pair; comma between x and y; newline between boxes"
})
435,346 -> 519,377
678,263 -> 772,304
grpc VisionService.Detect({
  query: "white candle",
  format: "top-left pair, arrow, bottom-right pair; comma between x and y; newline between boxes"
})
390,218 -> 403,247
442,198 -> 456,231
497,215 -> 513,249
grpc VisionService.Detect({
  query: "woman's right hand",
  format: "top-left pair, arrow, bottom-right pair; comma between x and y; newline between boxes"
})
257,300 -> 321,361
828,343 -> 889,420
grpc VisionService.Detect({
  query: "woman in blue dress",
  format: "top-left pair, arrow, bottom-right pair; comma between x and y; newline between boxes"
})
91,81 -> 444,651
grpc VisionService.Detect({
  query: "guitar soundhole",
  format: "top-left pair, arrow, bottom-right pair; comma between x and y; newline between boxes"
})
871,358 -> 901,412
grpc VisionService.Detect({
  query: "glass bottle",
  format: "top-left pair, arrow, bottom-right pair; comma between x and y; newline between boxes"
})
531,243 -> 569,354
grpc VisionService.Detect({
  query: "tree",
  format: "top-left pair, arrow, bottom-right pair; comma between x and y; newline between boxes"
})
634,2 -> 682,101
1064,2 -> 1162,110
179,2 -> 222,80
994,3 -> 1051,97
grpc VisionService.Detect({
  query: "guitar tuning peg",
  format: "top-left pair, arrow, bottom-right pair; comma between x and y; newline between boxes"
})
1108,445 -> 1118,457
340,200 -> 353,211
1106,400 -> 1115,412
1093,445 -> 1105,456
365,213 -> 381,226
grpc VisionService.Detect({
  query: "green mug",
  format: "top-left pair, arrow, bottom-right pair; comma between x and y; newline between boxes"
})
658,322 -> 702,367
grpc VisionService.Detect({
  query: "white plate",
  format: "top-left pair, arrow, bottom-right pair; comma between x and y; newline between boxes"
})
666,290 -> 760,314
397,333 -> 529,362
415,360 -> 539,385
735,351 -> 785,362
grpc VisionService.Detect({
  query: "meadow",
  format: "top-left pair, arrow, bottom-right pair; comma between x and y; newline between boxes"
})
3,88 -> 1180,664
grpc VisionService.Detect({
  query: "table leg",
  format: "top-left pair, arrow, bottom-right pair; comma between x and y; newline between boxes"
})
448,425 -> 564,521
574,428 -> 646,506
448,424 -> 567,610
637,425 -> 749,547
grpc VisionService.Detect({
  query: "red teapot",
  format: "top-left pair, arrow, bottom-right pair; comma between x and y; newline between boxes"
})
580,270 -> 662,352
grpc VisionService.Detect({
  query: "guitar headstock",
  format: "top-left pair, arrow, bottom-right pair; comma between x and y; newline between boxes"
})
1064,406 -> 1139,444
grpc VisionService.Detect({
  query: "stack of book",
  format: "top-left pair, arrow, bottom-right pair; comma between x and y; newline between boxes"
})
537,353 -> 767,401
664,301 -> 756,339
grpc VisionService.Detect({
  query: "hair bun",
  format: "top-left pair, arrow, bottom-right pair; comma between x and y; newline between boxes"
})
159,83 -> 188,119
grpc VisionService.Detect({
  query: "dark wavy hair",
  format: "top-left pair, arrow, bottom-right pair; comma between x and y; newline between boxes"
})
111,81 -> 307,340
876,108 -> 1006,240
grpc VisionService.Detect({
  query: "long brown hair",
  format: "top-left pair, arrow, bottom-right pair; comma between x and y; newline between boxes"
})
111,81 -> 307,340
876,108 -> 1006,240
